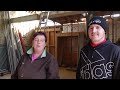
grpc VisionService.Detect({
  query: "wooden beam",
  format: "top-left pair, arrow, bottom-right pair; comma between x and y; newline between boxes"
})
10,11 -> 87,23
48,11 -> 86,19
10,14 -> 39,23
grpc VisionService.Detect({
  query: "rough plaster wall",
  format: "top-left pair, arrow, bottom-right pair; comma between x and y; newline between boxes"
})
0,12 -> 6,45
108,22 -> 113,42
116,22 -> 120,41
0,11 -> 9,70
108,21 -> 120,43
0,12 -> 2,30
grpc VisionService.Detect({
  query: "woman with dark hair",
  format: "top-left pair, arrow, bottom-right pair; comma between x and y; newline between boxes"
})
11,31 -> 59,79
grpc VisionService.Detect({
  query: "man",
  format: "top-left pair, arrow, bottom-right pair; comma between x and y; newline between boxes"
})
76,16 -> 120,79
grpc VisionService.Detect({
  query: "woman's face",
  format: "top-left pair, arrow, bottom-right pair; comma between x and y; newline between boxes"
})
32,35 -> 46,52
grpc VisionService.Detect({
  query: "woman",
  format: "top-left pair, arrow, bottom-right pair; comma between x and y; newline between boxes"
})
11,31 -> 59,79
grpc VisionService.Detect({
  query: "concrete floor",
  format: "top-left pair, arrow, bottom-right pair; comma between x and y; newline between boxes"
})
59,67 -> 76,79
0,73 -> 11,79
0,67 -> 76,79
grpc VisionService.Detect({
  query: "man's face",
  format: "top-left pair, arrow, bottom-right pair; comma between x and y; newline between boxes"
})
88,24 -> 106,44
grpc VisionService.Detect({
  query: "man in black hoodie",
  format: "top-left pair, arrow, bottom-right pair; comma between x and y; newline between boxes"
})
76,16 -> 120,79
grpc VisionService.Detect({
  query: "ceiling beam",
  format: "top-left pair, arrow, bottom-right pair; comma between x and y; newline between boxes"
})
48,11 -> 86,19
10,14 -> 39,23
10,11 -> 87,23
11,11 -> 120,23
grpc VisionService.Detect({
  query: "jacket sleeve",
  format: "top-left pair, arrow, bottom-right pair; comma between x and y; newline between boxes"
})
76,50 -> 83,79
11,68 -> 18,79
46,56 -> 60,79
113,47 -> 120,79
76,54 -> 81,79
11,55 -> 24,79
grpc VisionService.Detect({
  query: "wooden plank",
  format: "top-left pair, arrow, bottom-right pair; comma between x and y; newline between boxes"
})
48,11 -> 86,19
56,32 -> 80,37
10,11 -> 120,23
10,14 -> 39,23
10,11 -> 86,23
55,32 -> 86,67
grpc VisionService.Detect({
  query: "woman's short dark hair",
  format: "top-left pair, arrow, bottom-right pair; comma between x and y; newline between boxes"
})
32,31 -> 47,42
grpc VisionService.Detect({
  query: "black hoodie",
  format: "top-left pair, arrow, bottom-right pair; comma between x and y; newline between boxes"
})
76,39 -> 120,79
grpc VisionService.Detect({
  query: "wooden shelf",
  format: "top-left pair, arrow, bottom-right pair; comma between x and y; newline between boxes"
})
56,32 -> 85,37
